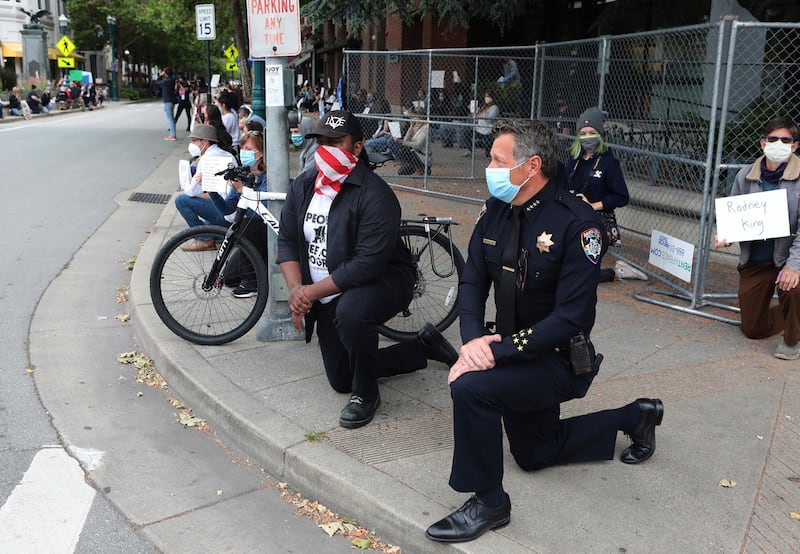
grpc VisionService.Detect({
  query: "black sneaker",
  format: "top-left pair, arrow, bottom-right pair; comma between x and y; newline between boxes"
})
232,284 -> 258,298
339,394 -> 381,429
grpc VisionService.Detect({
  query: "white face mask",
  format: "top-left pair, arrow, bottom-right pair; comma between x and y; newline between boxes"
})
484,96 -> 493,104
763,140 -> 793,164
188,143 -> 202,157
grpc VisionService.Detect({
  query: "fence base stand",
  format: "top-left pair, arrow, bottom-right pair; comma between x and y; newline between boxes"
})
632,287 -> 741,326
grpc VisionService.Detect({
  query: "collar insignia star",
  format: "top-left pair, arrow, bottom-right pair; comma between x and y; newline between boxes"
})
537,231 -> 554,253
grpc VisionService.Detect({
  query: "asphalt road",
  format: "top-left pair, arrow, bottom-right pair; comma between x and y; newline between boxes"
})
0,104 -> 355,553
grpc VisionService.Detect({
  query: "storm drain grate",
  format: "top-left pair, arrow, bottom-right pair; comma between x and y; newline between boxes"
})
128,192 -> 171,204
326,411 -> 454,465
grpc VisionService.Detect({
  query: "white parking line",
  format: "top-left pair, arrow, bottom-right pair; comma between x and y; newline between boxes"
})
0,447 -> 96,554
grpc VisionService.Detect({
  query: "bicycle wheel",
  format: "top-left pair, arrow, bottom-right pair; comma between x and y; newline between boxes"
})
149,225 -> 268,345
378,226 -> 464,341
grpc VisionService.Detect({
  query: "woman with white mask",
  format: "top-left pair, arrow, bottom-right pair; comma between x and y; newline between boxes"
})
715,116 -> 800,360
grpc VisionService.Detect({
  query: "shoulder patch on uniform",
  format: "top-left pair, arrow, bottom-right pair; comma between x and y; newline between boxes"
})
476,203 -> 487,223
580,228 -> 603,264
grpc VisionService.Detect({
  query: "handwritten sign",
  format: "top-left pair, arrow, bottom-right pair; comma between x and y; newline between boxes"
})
714,189 -> 790,243
198,156 -> 232,194
648,230 -> 694,283
178,160 -> 191,191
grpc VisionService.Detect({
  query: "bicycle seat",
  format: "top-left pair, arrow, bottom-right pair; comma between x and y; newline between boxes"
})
367,151 -> 394,167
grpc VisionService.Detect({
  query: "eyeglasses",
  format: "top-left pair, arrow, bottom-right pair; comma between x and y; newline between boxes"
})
516,249 -> 528,291
764,136 -> 796,144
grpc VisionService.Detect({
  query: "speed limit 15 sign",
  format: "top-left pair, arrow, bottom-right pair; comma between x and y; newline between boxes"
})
196,4 -> 216,41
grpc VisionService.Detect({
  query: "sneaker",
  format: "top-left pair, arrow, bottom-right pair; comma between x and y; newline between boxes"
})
614,260 -> 648,281
339,394 -> 381,429
774,339 -> 800,360
165,135 -> 177,141
231,284 -> 258,298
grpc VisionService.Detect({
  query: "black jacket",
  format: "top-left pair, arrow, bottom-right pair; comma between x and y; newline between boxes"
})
277,162 -> 415,292
459,180 -> 608,364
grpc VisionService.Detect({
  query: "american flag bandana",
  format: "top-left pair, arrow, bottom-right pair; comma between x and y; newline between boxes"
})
313,145 -> 357,198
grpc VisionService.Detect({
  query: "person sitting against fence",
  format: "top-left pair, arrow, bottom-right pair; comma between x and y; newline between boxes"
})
459,90 -> 500,158
564,107 -> 646,282
715,116 -> 800,361
396,109 -> 432,176
277,110 -> 459,430
175,124 -> 239,252
8,87 -> 22,117
364,105 -> 413,163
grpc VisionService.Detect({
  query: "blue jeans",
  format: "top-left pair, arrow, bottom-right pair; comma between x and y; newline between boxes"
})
365,135 -> 402,161
163,102 -> 176,137
9,108 -> 21,116
174,194 -> 229,240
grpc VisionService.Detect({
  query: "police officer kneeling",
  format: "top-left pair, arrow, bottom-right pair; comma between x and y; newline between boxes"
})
425,119 -> 664,543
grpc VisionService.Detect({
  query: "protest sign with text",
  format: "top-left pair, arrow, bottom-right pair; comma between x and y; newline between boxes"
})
714,189 -> 790,244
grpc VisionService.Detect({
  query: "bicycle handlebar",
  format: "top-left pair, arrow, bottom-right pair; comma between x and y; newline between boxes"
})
402,216 -> 457,225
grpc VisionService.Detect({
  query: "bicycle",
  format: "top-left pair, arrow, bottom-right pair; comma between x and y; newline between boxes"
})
149,159 -> 464,345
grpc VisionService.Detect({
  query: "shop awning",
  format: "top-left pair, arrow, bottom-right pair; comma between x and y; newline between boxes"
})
1,43 -> 84,60
289,51 -> 311,68
1,42 -> 22,58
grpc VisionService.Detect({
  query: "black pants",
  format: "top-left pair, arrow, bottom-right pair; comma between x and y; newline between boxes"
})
314,266 -> 428,400
175,101 -> 193,128
449,352 -> 619,494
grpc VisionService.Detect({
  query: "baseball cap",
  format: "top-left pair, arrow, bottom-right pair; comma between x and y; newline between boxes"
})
305,110 -> 363,142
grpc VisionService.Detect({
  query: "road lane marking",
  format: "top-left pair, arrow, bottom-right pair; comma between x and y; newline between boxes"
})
0,447 -> 96,553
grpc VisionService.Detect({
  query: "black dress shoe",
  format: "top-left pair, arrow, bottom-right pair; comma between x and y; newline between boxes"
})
339,394 -> 380,429
620,398 -> 664,464
417,322 -> 458,366
426,494 -> 511,543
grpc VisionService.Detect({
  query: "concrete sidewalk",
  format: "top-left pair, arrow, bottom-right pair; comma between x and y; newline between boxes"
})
129,146 -> 800,553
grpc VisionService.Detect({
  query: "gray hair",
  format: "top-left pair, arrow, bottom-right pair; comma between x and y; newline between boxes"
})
491,119 -> 558,178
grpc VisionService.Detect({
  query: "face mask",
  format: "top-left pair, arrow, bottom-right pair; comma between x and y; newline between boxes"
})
291,134 -> 303,147
580,135 -> 601,152
484,96 -> 493,104
485,160 -> 531,204
188,143 -> 202,157
240,149 -> 259,168
763,140 -> 793,164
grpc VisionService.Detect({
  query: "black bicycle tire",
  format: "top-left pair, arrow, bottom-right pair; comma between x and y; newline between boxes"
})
378,225 -> 464,341
149,225 -> 268,345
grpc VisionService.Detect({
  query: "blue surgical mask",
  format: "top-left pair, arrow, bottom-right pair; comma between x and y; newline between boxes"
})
485,160 -> 530,203
291,134 -> 303,147
240,150 -> 258,168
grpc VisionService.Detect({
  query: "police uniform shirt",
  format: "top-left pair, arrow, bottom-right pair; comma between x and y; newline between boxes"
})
459,179 -> 607,364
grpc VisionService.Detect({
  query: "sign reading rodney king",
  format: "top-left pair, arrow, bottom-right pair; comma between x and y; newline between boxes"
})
247,0 -> 301,58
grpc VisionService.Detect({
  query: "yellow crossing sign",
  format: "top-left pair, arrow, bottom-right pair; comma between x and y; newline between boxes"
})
56,35 -> 75,57
224,44 -> 239,61
225,62 -> 239,72
57,57 -> 75,68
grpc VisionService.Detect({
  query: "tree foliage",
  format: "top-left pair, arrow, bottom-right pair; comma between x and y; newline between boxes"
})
65,0 -> 239,76
300,0 -> 526,37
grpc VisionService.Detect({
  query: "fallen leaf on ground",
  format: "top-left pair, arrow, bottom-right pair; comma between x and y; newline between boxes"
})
137,391 -> 143,397
352,538 -> 372,549
719,479 -> 737,488
756,435 -> 764,440
319,521 -> 343,537
26,367 -> 34,374
97,316 -> 108,320
115,313 -> 131,322
116,292 -> 128,303
168,398 -> 186,409
216,490 -> 223,496
178,410 -> 206,427
790,512 -> 800,520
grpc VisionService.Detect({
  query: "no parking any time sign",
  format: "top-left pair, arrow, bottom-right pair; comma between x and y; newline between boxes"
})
246,0 -> 301,58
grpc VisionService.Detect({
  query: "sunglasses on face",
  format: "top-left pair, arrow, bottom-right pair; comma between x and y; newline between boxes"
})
763,136 -> 796,144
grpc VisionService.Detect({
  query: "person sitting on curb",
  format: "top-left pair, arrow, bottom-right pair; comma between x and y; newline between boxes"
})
26,84 -> 43,114
277,110 -> 459,429
175,124 -> 238,251
8,87 -> 23,117
425,119 -> 663,544
715,116 -> 800,360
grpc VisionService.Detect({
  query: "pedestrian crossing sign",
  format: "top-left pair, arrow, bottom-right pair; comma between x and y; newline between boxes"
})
57,57 -> 75,68
224,44 -> 239,61
57,35 -> 75,57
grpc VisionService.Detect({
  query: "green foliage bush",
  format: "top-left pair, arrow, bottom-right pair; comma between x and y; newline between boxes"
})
120,87 -> 140,100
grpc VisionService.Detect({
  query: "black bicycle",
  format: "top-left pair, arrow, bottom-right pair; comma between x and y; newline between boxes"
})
150,160 -> 464,345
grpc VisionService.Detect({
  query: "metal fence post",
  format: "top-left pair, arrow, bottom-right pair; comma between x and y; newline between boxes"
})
597,36 -> 609,111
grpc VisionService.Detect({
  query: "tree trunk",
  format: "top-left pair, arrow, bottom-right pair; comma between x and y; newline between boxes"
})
230,0 -> 252,101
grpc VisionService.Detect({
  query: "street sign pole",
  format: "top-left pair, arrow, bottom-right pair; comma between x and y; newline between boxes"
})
246,0 -> 302,342
195,4 -> 216,105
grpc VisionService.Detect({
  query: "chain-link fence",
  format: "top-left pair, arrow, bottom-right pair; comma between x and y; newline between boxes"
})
344,18 -> 800,322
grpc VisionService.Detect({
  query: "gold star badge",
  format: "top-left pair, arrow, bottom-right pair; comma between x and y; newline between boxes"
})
537,231 -> 554,253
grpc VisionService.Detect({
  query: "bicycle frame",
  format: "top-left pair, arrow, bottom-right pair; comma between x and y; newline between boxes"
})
200,186 -> 286,292
400,217 -> 459,278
